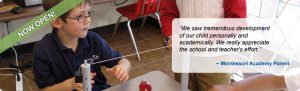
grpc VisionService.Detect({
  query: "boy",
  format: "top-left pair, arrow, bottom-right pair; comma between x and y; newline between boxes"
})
33,0 -> 131,91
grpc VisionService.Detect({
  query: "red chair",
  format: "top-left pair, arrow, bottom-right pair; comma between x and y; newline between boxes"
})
110,0 -> 162,60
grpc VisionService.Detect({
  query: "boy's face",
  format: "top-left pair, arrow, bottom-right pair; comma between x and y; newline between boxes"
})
58,3 -> 92,38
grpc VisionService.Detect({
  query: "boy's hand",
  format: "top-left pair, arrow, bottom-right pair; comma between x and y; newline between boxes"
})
106,65 -> 129,82
73,83 -> 83,91
73,73 -> 96,91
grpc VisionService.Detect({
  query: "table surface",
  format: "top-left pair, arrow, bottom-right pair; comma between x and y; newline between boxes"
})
104,71 -> 190,91
0,0 -> 120,22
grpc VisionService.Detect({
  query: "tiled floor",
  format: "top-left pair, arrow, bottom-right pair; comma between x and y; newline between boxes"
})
0,20 -> 173,91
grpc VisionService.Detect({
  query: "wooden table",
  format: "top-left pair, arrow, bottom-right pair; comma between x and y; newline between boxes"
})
0,0 -> 121,22
104,71 -> 190,91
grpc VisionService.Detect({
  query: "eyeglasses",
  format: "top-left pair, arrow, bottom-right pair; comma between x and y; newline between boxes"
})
66,11 -> 95,23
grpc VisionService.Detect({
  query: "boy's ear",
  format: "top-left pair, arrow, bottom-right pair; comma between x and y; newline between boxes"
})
51,18 -> 63,29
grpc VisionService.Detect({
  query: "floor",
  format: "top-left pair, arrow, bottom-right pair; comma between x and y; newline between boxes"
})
0,19 -> 174,91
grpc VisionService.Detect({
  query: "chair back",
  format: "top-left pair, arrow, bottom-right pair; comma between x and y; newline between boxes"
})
135,0 -> 161,17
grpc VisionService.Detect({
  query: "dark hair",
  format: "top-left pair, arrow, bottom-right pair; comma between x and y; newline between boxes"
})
42,0 -> 93,23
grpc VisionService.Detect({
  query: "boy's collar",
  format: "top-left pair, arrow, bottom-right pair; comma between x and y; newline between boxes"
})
79,36 -> 90,49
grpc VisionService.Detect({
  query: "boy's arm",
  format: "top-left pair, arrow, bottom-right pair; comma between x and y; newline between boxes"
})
41,73 -> 96,91
209,74 -> 286,91
106,58 -> 131,82
232,74 -> 286,91
33,51 -> 83,91
40,77 -> 77,91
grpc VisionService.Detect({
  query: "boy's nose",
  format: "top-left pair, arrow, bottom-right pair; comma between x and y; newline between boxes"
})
84,17 -> 91,25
